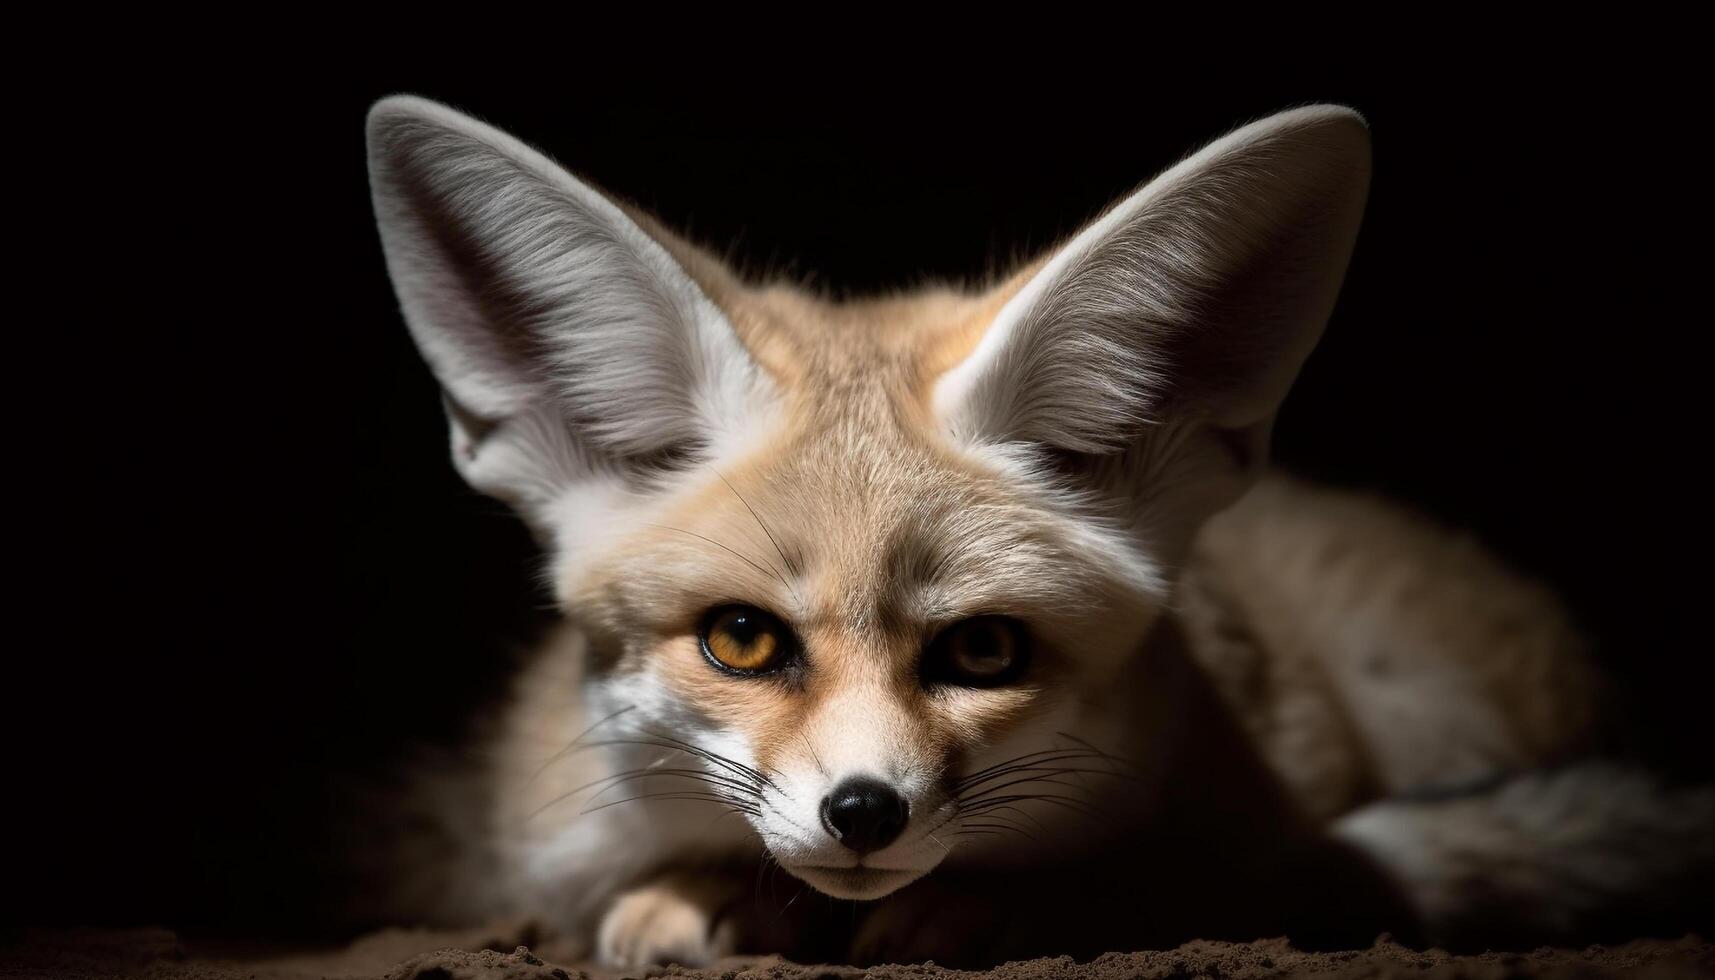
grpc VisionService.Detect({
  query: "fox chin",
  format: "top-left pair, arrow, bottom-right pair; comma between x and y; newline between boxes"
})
361,96 -> 1715,969
792,866 -> 929,901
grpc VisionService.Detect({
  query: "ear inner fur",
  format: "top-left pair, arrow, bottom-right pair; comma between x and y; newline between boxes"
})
932,106 -> 1372,456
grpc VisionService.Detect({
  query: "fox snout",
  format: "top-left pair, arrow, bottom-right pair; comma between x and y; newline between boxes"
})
759,764 -> 947,900
749,686 -> 957,898
820,777 -> 910,853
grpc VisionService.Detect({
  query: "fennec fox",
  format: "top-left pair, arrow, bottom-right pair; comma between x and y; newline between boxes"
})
365,97 -> 1713,967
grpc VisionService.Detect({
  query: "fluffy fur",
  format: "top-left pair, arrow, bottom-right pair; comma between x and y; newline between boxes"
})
364,97 -> 1713,967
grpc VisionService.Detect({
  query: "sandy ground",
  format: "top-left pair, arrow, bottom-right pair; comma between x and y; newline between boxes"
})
4,926 -> 1711,980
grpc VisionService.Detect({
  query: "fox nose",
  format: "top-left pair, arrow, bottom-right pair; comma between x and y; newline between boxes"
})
819,777 -> 909,853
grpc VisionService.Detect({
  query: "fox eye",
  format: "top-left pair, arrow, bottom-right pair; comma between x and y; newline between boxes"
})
700,605 -> 794,675
924,616 -> 1030,688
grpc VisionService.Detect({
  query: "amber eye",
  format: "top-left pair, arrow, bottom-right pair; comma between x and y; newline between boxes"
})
699,605 -> 794,675
924,616 -> 1030,688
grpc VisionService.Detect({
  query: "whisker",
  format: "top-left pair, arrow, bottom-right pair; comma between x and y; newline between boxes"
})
772,883 -> 810,923
960,793 -> 1104,820
964,810 -> 1040,837
958,770 -> 1117,806
968,802 -> 1047,835
1054,731 -> 1123,757
1052,732 -> 1145,773
635,728 -> 774,787
581,768 -> 765,808
960,820 -> 1036,840
953,747 -> 1115,790
754,849 -> 776,905
714,469 -> 802,588
760,766 -> 798,803
525,762 -> 672,820
527,727 -> 775,820
957,766 -> 1138,803
580,791 -> 762,816
527,704 -> 637,783
578,735 -> 770,790
643,522 -> 790,595
911,806 -> 963,846
954,754 -> 1123,794
955,744 -> 1122,779
799,731 -> 829,779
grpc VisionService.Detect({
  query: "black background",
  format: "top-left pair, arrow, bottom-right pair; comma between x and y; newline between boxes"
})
10,48 -> 1710,937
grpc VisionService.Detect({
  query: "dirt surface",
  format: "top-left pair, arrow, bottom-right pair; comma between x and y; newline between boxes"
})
4,927 -> 1712,980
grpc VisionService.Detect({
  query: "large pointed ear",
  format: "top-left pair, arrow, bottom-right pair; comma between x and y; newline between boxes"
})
934,106 -> 1370,460
366,96 -> 775,528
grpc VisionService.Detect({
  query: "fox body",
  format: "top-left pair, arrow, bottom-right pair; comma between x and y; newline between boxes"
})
365,98 -> 1711,967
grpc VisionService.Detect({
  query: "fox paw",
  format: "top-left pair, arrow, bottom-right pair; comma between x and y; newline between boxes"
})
595,880 -> 739,968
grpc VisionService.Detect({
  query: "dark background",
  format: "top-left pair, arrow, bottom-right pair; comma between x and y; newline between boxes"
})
10,51 -> 1710,937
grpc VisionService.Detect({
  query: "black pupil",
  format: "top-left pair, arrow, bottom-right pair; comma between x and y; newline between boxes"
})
963,625 -> 1006,666
725,611 -> 764,645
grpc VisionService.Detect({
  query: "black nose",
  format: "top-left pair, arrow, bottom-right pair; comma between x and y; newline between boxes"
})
819,777 -> 909,853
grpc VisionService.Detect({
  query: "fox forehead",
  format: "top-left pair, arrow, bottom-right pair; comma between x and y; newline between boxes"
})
568,355 -> 1117,643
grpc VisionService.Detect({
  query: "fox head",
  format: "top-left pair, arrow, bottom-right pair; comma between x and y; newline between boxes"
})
367,97 -> 1369,900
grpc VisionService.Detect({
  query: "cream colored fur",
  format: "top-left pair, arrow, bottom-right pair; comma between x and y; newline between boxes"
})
365,97 -> 1709,967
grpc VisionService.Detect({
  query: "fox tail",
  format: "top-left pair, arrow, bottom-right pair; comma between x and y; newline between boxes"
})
1333,763 -> 1715,950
